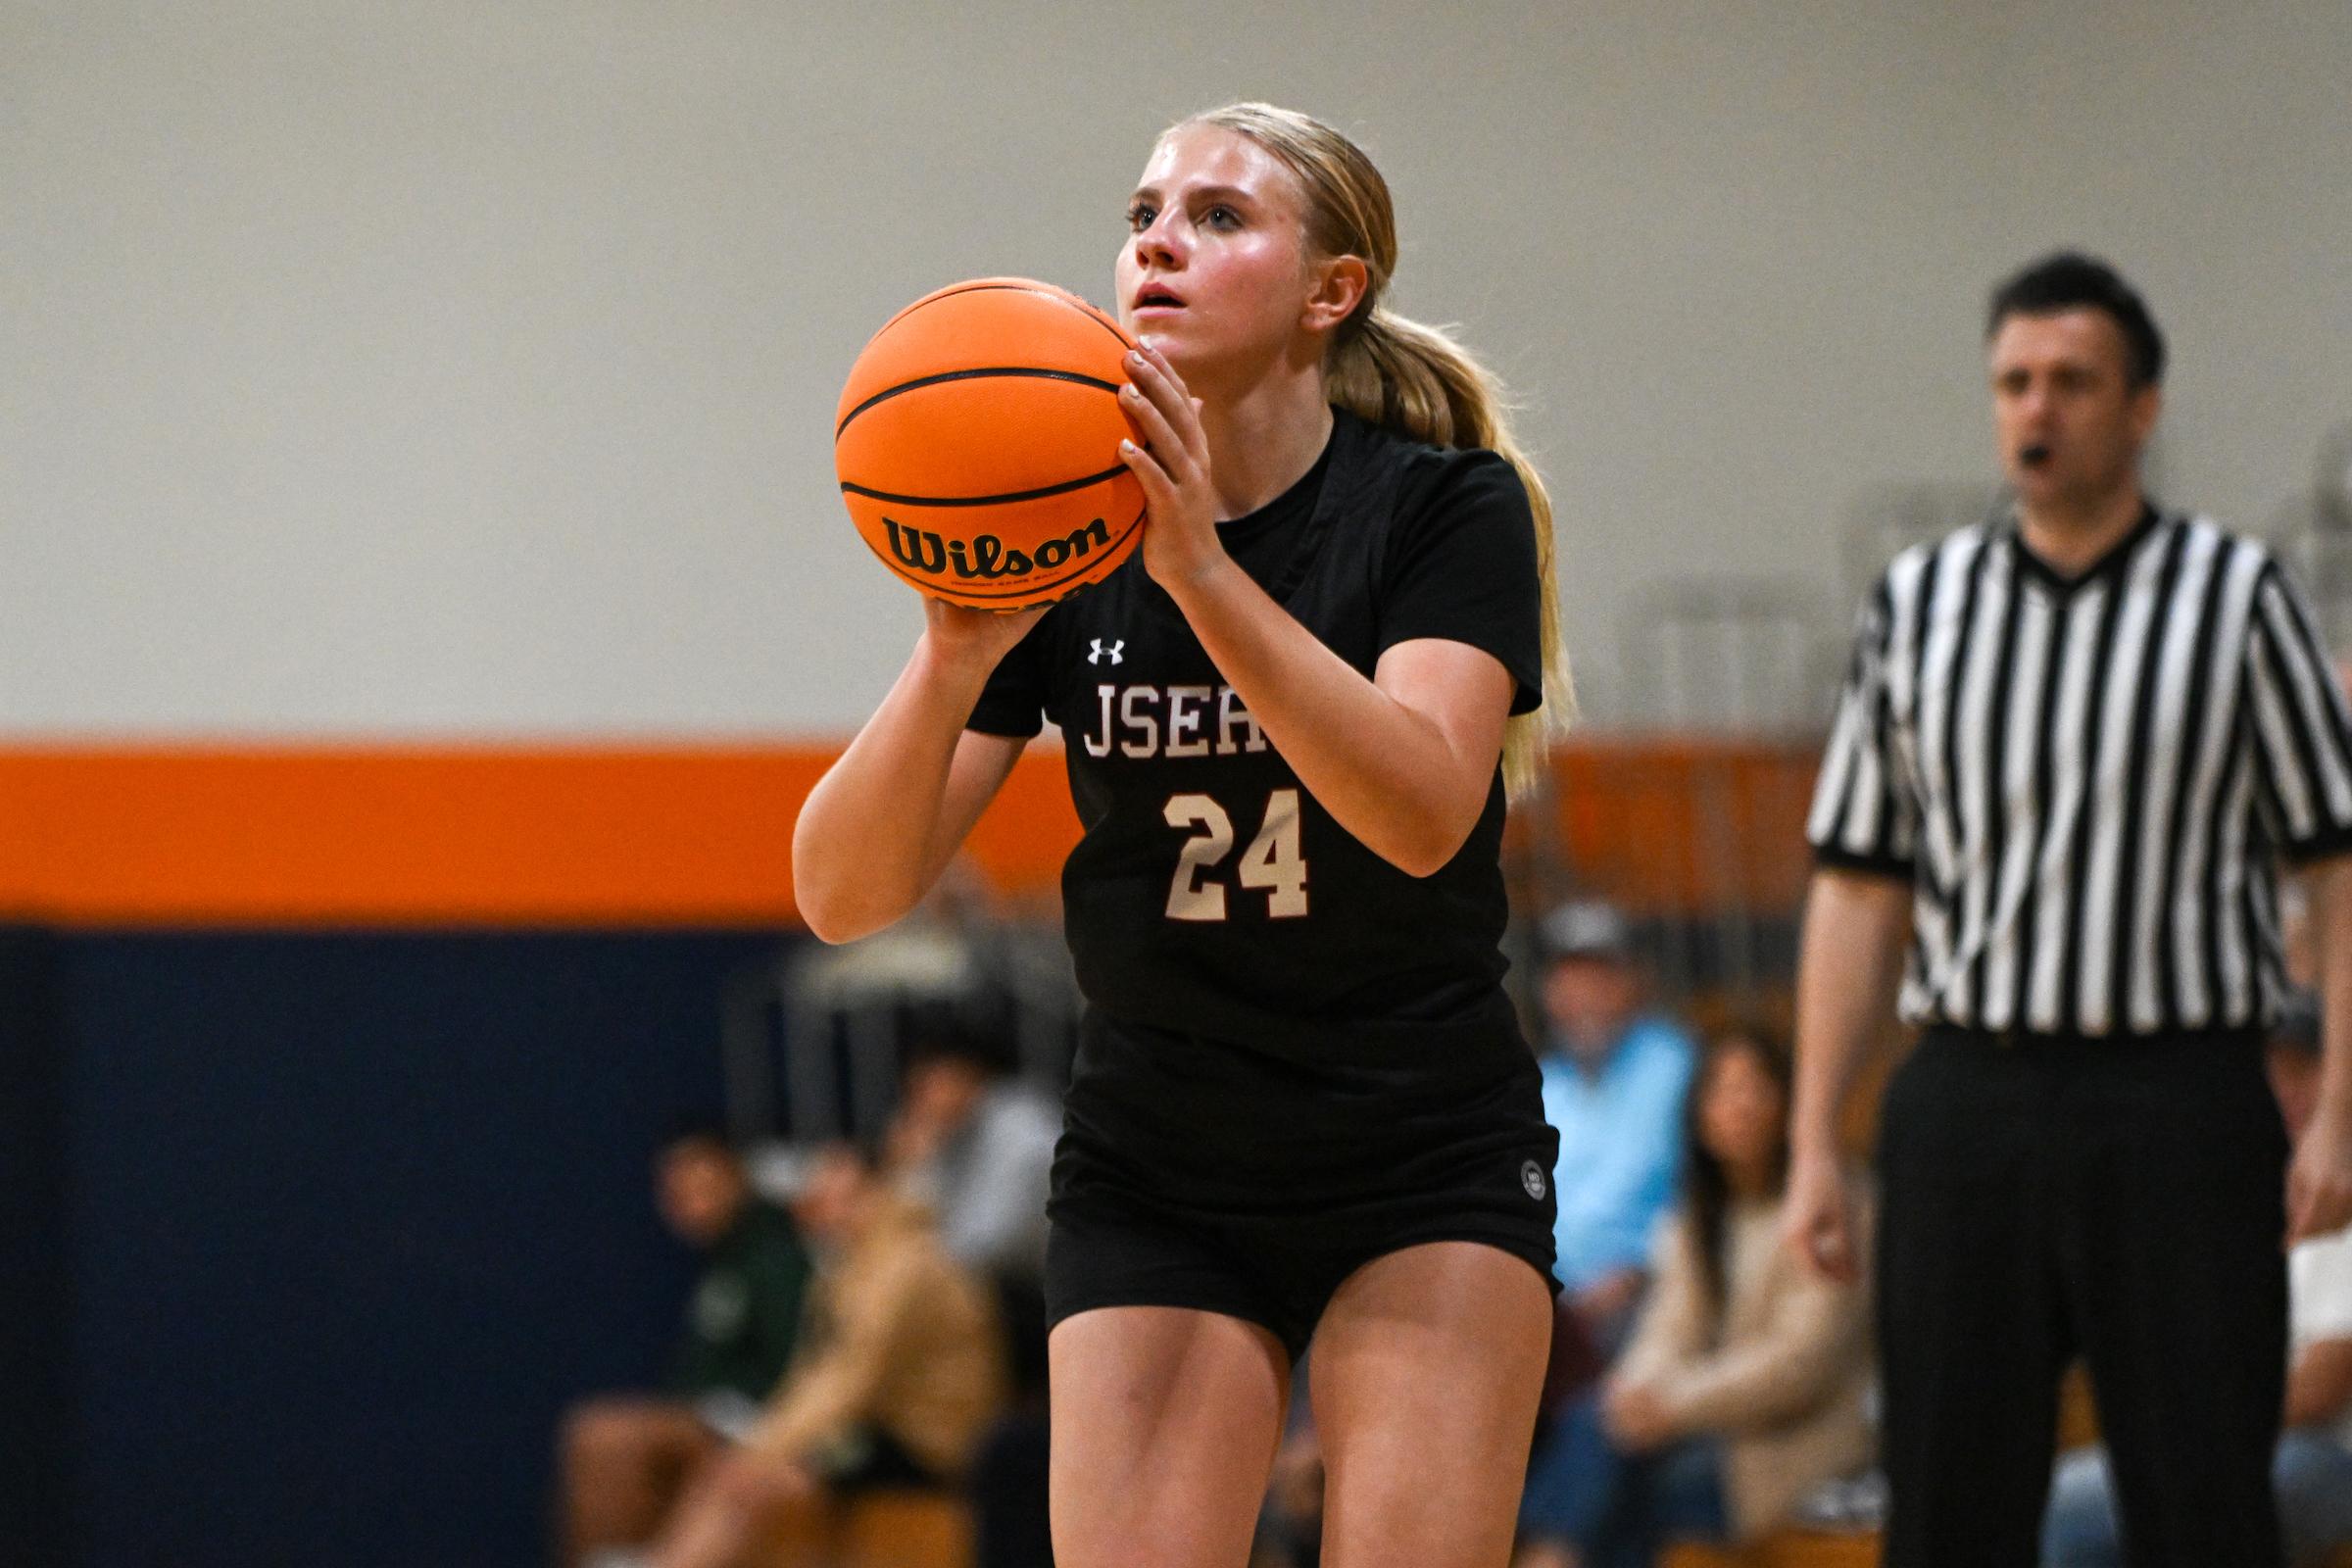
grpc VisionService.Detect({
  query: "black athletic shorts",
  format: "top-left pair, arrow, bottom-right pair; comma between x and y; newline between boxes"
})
1045,1009 -> 1561,1363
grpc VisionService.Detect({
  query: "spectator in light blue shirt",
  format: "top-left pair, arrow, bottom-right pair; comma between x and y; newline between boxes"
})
1537,900 -> 1697,1348
1518,901 -> 1700,1568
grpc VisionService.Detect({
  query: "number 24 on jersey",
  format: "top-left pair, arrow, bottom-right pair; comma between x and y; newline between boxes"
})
1162,789 -> 1309,922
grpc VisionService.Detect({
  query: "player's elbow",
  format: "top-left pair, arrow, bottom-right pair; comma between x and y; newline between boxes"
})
797,901 -> 861,946
794,881 -> 908,946
792,814 -> 918,943
1389,844 -> 1455,880
1386,813 -> 1480,880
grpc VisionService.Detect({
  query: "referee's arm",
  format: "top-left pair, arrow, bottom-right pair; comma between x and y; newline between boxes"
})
1787,580 -> 1918,1282
2247,567 -> 2352,1243
1786,870 -> 1908,1282
2298,856 -> 2352,1244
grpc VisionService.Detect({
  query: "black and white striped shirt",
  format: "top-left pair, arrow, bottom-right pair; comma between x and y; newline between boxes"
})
1809,505 -> 2352,1037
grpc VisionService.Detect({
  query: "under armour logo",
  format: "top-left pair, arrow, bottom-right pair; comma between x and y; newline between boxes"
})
1089,639 -> 1125,665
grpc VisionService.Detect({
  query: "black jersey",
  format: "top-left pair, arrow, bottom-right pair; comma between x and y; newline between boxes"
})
967,408 -> 1544,1070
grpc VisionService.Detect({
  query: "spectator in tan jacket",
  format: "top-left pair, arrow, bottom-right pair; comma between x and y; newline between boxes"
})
1517,1026 -> 1874,1568
648,1139 -> 1006,1568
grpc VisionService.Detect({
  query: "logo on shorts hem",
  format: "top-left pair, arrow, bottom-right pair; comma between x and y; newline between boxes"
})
1521,1159 -> 1547,1201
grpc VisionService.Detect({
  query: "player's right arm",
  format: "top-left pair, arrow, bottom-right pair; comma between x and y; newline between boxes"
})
1783,867 -> 1911,1282
791,601 -> 1043,945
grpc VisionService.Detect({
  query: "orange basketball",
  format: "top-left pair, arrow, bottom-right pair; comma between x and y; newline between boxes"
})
834,278 -> 1146,612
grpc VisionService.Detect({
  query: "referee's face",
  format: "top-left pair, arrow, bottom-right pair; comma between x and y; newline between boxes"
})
1988,310 -> 2162,513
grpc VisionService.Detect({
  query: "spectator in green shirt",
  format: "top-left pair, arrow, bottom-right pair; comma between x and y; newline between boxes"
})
559,1120 -> 812,1568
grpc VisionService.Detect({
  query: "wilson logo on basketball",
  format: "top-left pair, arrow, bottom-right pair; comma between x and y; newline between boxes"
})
834,277 -> 1147,611
882,515 -> 1113,582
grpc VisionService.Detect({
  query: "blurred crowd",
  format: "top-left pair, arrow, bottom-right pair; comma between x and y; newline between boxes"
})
553,898 -> 2352,1568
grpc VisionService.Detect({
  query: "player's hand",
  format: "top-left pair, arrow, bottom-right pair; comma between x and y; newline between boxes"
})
2285,1105 -> 2352,1248
916,595 -> 1047,679
1115,344 -> 1228,594
1783,1149 -> 1860,1283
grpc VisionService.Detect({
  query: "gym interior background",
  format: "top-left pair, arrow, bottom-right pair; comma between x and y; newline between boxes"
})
5,2 -> 2350,1564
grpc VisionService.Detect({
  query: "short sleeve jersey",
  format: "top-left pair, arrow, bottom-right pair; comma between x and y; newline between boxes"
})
967,408 -> 1544,1065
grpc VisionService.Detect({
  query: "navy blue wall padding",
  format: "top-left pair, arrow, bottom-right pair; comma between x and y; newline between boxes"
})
0,926 -> 77,1567
58,930 -> 791,1568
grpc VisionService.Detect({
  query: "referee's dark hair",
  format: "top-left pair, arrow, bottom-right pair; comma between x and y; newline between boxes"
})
1985,251 -> 2167,388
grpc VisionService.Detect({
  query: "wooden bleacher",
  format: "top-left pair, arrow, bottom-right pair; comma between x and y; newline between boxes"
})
1662,1534 -> 1877,1568
753,1490 -> 971,1568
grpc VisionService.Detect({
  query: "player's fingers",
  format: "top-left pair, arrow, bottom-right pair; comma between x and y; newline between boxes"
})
1135,344 -> 1210,465
1116,383 -> 1195,480
1117,438 -> 1176,513
1139,339 -> 1190,401
1123,351 -> 1192,433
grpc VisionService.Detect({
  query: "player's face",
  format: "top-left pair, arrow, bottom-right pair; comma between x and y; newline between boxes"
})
1695,1040 -> 1787,1178
1988,310 -> 2160,514
1117,125 -> 1321,386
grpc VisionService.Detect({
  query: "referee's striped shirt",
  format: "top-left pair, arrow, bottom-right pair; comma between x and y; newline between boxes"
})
1809,504 -> 2352,1037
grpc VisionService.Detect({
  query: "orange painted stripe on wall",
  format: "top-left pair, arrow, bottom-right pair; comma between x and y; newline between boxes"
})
0,745 -> 1084,928
0,739 -> 1821,927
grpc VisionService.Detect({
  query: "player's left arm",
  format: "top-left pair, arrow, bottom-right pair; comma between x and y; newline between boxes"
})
2289,853 -> 2352,1246
1118,344 -> 1514,878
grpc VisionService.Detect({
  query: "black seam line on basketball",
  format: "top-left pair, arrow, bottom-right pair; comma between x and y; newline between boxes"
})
879,282 -> 1134,360
876,281 -> 1065,335
841,464 -> 1129,508
835,367 -> 1124,438
865,511 -> 1145,600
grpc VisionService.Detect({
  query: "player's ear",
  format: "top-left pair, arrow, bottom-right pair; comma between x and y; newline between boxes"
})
1302,254 -> 1368,335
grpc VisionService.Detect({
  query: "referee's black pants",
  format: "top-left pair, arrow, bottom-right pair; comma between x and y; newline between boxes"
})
1875,1026 -> 2288,1568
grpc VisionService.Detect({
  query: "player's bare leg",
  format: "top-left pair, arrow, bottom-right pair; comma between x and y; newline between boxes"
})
1312,1242 -> 1552,1568
1049,1305 -> 1292,1568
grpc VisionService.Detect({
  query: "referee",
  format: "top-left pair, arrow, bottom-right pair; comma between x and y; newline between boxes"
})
1786,253 -> 2352,1568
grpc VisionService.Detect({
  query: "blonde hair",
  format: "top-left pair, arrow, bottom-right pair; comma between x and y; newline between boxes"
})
1179,102 -> 1576,797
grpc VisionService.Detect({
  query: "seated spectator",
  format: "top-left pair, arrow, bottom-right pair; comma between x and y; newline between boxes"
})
647,1139 -> 1007,1568
561,1120 -> 812,1568
1517,1025 -> 1873,1568
887,1018 -> 1058,1286
1537,900 -> 1697,1349
2042,994 -> 2352,1568
883,1016 -> 1059,1568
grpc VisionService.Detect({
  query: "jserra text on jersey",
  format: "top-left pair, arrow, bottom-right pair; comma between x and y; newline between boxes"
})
1079,683 -> 1269,760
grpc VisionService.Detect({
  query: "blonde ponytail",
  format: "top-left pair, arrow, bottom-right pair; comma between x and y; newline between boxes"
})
1186,103 -> 1576,799
1329,311 -> 1576,798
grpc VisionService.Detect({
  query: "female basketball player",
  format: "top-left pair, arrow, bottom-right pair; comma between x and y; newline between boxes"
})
794,104 -> 1573,1568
